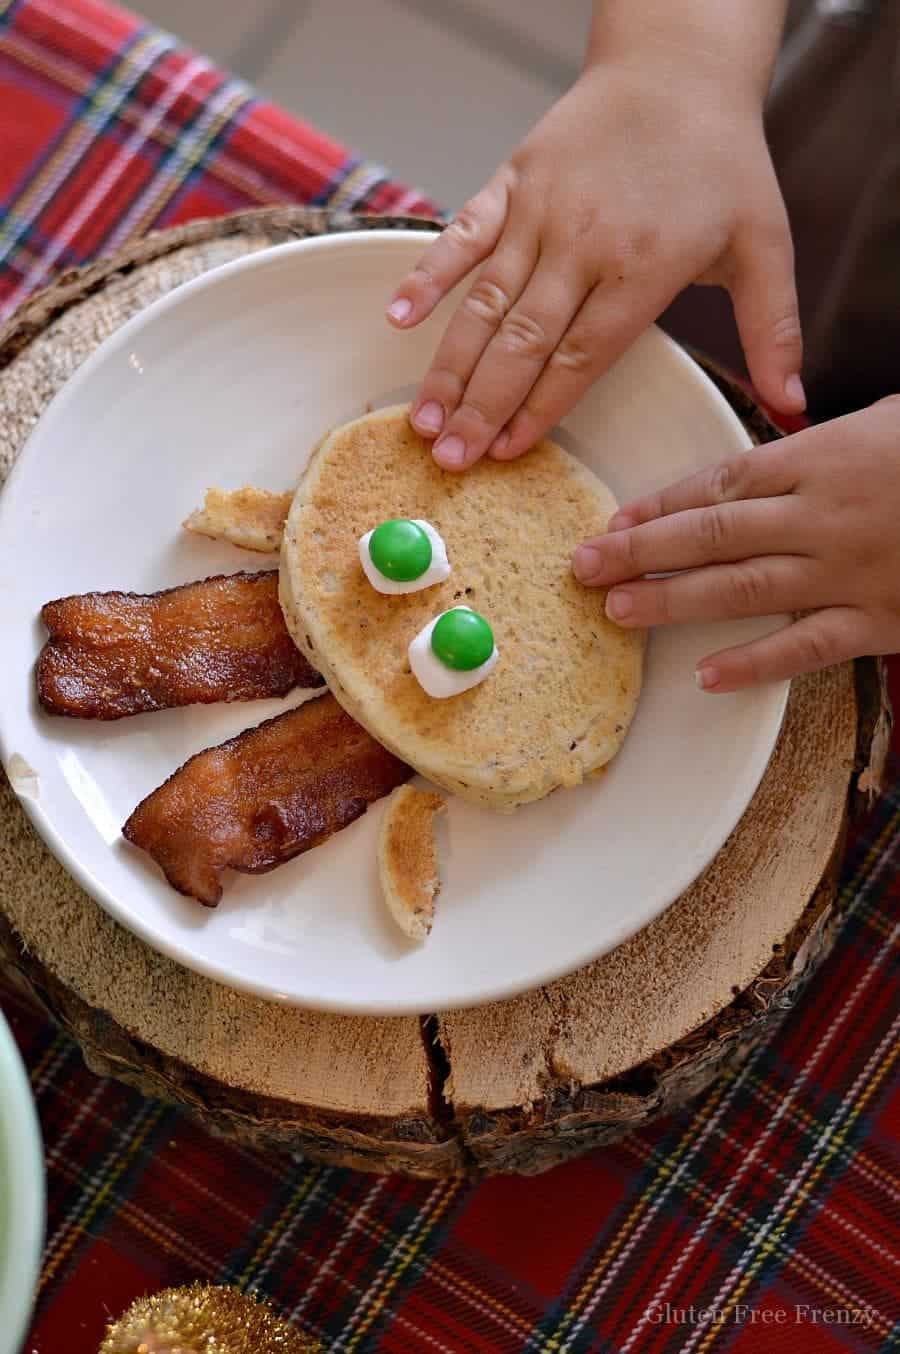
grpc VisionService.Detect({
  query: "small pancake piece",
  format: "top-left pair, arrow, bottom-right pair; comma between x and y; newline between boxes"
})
280,405 -> 645,808
184,487 -> 293,553
378,784 -> 446,942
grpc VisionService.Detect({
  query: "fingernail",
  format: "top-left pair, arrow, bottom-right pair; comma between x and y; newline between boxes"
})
784,373 -> 806,409
607,512 -> 634,533
413,400 -> 444,435
695,665 -> 720,691
387,297 -> 412,323
573,544 -> 604,583
433,434 -> 467,468
606,590 -> 633,622
491,429 -> 510,456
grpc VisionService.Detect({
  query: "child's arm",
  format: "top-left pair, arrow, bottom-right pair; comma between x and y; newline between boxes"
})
586,0 -> 788,102
387,0 -> 798,472
572,398 -> 900,688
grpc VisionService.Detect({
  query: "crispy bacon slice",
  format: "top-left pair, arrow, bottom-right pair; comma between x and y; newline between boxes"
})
38,571 -> 322,720
123,695 -> 412,905
183,486 -> 293,553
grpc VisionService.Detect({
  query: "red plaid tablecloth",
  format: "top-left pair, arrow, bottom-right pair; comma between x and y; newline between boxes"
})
1,2 -> 898,1351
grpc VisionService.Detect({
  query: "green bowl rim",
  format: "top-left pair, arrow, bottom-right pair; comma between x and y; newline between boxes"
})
0,1008 -> 44,1354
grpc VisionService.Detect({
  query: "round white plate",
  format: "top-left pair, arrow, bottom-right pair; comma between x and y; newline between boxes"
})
0,231 -> 788,1014
0,1010 -> 44,1354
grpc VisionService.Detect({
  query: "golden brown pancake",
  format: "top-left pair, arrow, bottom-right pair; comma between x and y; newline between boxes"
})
280,405 -> 644,809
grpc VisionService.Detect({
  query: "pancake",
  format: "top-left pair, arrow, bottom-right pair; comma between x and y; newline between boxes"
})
184,486 -> 293,553
280,405 -> 645,809
377,784 -> 446,942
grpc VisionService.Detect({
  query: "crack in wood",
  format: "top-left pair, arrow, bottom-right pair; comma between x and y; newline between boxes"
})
419,1015 -> 478,1172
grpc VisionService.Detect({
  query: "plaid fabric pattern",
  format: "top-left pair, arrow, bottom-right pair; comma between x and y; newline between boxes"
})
0,0 -> 436,320
1,1 -> 898,1351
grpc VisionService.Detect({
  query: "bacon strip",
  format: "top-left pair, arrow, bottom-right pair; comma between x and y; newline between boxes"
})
123,695 -> 412,905
38,571 -> 322,720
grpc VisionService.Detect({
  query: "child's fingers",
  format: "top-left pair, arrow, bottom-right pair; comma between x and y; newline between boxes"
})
428,257 -> 588,470
486,278 -> 668,462
408,222 -> 541,448
728,202 -> 806,417
695,607 -> 869,692
606,442 -> 797,532
573,498 -> 801,587
602,556 -> 815,629
386,174 -> 510,329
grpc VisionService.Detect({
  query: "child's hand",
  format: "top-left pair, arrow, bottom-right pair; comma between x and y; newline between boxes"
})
387,60 -> 803,471
572,399 -> 900,690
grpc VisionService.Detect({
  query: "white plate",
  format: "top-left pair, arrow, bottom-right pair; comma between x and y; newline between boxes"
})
0,232 -> 788,1014
0,1010 -> 44,1354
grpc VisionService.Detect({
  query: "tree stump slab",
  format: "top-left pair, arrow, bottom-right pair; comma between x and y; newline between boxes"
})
0,208 -> 890,1177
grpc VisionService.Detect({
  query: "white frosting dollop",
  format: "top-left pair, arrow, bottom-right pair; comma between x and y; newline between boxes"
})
359,520 -> 450,594
409,607 -> 500,699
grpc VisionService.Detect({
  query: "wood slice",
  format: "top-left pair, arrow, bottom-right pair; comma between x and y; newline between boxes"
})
0,208 -> 890,1177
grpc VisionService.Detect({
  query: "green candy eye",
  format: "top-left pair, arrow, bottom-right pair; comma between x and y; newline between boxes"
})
369,519 -> 432,582
431,609 -> 494,671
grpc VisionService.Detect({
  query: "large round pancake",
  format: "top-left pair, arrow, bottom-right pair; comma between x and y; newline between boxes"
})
280,406 -> 645,809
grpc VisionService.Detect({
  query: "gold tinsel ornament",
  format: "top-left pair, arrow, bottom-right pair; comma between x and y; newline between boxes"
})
99,1282 -> 321,1354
